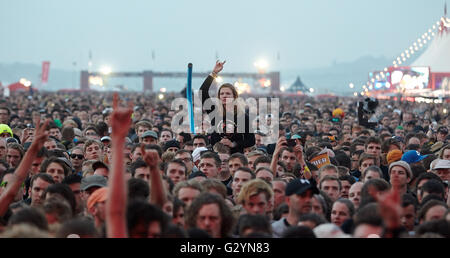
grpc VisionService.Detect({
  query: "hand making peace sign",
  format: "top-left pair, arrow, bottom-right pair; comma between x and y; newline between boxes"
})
30,118 -> 50,151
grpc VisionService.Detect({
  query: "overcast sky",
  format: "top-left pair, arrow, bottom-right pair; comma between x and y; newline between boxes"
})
0,0 -> 445,73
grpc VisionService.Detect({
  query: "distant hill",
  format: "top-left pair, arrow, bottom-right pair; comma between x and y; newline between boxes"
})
0,55 -> 404,95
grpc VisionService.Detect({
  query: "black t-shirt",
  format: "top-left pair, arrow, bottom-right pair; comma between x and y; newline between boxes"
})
380,165 -> 390,181
351,170 -> 361,179
23,177 -> 31,200
222,176 -> 233,196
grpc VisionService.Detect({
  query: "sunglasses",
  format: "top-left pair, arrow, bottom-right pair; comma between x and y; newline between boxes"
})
71,154 -> 84,160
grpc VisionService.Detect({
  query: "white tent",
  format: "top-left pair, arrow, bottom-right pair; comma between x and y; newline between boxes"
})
412,17 -> 450,72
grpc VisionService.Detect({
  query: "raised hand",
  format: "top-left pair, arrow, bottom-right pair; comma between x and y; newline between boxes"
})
20,128 -> 34,144
141,145 -> 167,208
274,136 -> 287,155
293,143 -> 302,154
0,118 -> 49,217
213,60 -> 226,74
141,145 -> 160,171
270,136 -> 287,177
111,93 -> 133,138
294,143 -> 304,162
30,118 -> 50,151
375,188 -> 402,231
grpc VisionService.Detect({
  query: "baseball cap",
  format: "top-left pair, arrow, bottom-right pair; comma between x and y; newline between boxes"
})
401,150 -> 428,164
92,161 -> 109,171
73,128 -> 83,137
58,157 -> 73,170
102,108 -> 113,115
0,124 -> 13,137
5,137 -> 18,144
391,135 -> 404,143
291,134 -> 302,140
282,112 -> 292,117
100,136 -> 111,142
393,109 -> 402,115
188,170 -> 207,180
256,146 -> 268,154
192,147 -> 208,163
81,175 -> 107,191
433,159 -> 450,170
142,130 -> 158,139
389,160 -> 412,178
285,178 -> 319,196
255,130 -> 267,136
87,187 -> 108,212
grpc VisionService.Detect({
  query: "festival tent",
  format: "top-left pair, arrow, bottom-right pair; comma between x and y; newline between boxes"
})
288,76 -> 308,92
409,15 -> 450,94
411,17 -> 450,73
7,82 -> 36,92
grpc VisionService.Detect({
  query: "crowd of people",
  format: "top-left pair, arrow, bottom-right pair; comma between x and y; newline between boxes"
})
0,61 -> 449,238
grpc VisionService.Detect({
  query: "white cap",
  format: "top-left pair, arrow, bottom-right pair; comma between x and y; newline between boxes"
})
100,136 -> 111,142
433,159 -> 450,170
192,147 -> 208,163
73,128 -> 82,137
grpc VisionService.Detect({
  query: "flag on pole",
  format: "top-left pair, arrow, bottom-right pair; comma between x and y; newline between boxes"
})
41,61 -> 50,84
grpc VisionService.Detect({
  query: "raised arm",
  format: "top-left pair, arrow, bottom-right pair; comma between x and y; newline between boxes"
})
270,136 -> 287,177
0,119 -> 50,217
293,141 -> 310,179
376,187 -> 405,238
141,146 -> 166,209
200,60 -> 226,108
106,93 -> 133,238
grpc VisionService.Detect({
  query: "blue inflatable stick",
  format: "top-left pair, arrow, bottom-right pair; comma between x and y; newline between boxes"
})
187,63 -> 195,134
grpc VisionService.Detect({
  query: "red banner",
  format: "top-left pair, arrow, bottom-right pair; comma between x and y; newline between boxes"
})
41,61 -> 50,83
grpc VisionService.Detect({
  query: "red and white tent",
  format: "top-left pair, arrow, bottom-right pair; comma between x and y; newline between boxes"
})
412,17 -> 450,72
7,82 -> 37,92
410,14 -> 450,94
